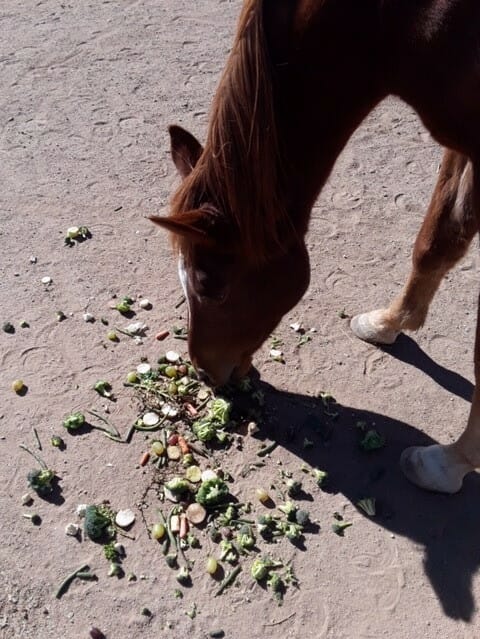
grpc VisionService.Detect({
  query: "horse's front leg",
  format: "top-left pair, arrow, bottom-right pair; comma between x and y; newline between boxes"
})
351,149 -> 475,345
352,148 -> 480,493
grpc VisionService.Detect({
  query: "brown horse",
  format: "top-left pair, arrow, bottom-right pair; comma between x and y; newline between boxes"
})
152,0 -> 480,494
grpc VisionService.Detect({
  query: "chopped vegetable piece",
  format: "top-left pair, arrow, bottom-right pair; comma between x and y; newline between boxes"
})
23,513 -> 41,526
332,521 -> 353,536
196,478 -> 229,508
360,429 -> 385,451
51,435 -> 64,448
107,330 -> 118,342
137,363 -> 151,375
152,523 -> 166,540
255,488 -> 270,504
126,371 -> 138,383
84,504 -> 114,541
206,557 -> 218,575
151,441 -> 165,456
143,412 -> 160,427
179,514 -> 189,538
94,380 -> 113,399
165,477 -> 191,496
139,452 -> 150,466
215,566 -> 242,596
312,468 -> 328,487
286,479 -> 302,497
27,469 -> 55,496
63,412 -> 85,431
176,566 -> 191,586
167,445 -> 182,460
357,497 -> 376,516
186,502 -> 207,525
12,379 -> 25,394
185,465 -> 202,483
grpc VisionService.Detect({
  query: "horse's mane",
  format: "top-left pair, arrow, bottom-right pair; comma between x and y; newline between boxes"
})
171,0 -> 291,262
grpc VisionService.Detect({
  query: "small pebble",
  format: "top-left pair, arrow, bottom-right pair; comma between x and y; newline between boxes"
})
76,504 -> 88,518
65,523 -> 80,537
3,322 -> 15,334
41,276 -> 52,285
83,313 -> 94,323
89,628 -> 106,639
126,321 -> 147,335
21,493 -> 33,506
139,298 -> 152,309
115,509 -> 136,528
29,256 -> 37,264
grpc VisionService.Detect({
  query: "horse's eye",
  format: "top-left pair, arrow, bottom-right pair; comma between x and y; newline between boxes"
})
195,270 -> 228,302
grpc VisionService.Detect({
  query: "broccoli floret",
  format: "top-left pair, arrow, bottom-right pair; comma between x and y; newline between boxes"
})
356,497 -> 376,516
359,429 -> 385,451
236,525 -> 255,551
192,417 -> 217,442
277,521 -> 304,541
312,468 -> 328,487
84,504 -> 115,541
278,501 -> 297,522
27,468 -> 55,496
209,398 -> 231,424
295,509 -> 310,527
62,412 -> 85,431
267,572 -> 284,605
219,540 -> 238,564
286,479 -> 302,497
103,542 -> 118,561
216,505 -> 237,526
164,477 -> 191,496
250,556 -> 282,581
94,380 -> 113,399
195,478 -> 229,508
176,566 -> 191,586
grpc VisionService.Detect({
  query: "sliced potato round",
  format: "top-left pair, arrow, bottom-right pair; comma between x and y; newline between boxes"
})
186,502 -> 207,525
185,465 -> 202,483
142,411 -> 160,427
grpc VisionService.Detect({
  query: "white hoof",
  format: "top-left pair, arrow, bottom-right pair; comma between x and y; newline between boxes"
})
350,310 -> 399,345
400,444 -> 471,494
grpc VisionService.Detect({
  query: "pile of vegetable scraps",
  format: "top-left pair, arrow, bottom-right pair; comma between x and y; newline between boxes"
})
127,350 -> 312,604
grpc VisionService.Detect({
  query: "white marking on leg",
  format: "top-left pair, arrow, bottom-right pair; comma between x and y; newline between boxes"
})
453,162 -> 473,223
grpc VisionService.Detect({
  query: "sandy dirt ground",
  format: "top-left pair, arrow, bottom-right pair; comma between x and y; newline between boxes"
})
2,1 -> 480,638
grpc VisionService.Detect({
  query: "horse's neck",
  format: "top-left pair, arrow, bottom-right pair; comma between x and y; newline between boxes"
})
264,0 -> 395,233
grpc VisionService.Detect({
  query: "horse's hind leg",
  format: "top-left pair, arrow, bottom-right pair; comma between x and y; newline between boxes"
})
354,148 -> 480,493
402,301 -> 480,493
351,149 -> 476,344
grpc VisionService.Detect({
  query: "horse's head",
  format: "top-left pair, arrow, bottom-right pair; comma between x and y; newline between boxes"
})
152,125 -> 310,386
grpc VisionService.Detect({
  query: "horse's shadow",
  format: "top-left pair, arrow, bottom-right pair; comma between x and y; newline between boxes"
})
252,347 -> 478,622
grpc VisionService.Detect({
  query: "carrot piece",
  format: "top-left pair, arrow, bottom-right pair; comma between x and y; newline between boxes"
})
179,514 -> 189,539
184,403 -> 198,417
139,452 -> 150,467
177,436 -> 190,455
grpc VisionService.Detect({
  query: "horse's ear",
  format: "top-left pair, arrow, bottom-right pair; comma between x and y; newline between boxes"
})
169,125 -> 203,178
150,209 -> 211,244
